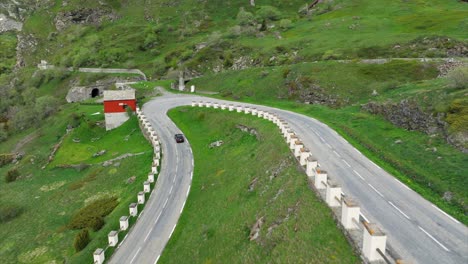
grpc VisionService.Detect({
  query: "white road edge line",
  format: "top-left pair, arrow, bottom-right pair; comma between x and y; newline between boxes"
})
333,150 -> 341,157
319,136 -> 325,142
394,178 -> 411,190
186,185 -> 191,197
352,170 -> 365,180
170,224 -> 177,238
154,254 -> 161,264
130,247 -> 141,264
169,185 -> 173,194
431,204 -> 461,224
163,198 -> 168,208
180,200 -> 186,213
360,213 -> 369,223
326,143 -> 332,149
342,159 -> 351,168
144,226 -> 154,242
418,226 -> 450,252
368,184 -> 384,198
353,148 -> 361,155
388,201 -> 411,220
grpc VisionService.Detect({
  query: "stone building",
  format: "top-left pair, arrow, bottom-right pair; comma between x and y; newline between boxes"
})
103,90 -> 136,130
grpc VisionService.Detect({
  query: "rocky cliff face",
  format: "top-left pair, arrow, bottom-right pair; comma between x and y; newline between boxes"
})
363,100 -> 467,152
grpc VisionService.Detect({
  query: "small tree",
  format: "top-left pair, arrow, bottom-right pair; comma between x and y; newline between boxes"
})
74,229 -> 90,252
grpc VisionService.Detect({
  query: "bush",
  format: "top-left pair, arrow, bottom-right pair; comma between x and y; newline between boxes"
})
68,197 -> 118,230
74,229 -> 90,252
237,8 -> 256,26
279,19 -> 292,30
447,66 -> 468,89
257,5 -> 282,21
0,153 -> 14,167
5,168 -> 19,183
0,205 -> 23,223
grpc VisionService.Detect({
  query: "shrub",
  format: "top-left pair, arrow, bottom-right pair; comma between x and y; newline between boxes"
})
279,19 -> 292,30
237,8 -> 256,26
68,197 -> 118,230
5,168 -> 19,183
447,66 -> 468,89
0,205 -> 23,223
257,5 -> 282,21
74,229 -> 90,252
0,153 -> 14,167
0,127 -> 7,142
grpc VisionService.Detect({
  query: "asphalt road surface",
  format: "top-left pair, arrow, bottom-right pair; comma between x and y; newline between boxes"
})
110,92 -> 467,264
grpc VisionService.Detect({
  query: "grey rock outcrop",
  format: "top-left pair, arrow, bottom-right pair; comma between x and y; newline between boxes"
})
0,14 -> 23,33
54,8 -> 118,31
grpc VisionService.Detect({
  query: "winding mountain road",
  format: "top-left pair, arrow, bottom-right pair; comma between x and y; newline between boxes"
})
110,92 -> 467,264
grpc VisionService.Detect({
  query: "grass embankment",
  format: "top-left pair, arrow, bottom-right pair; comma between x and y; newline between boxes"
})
0,104 -> 152,263
161,107 -> 358,263
186,63 -> 468,225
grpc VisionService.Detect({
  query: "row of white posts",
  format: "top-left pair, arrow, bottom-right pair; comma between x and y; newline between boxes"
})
192,101 -> 392,263
93,107 -> 161,264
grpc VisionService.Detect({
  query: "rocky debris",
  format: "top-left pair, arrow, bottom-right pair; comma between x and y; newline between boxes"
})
266,201 -> 301,237
437,60 -> 466,77
0,14 -> 23,33
99,152 -> 146,167
394,139 -> 403,144
92,150 -> 106,157
126,176 -> 136,184
248,177 -> 258,192
56,163 -> 89,171
236,124 -> 260,139
268,159 -> 290,181
362,100 -> 446,135
249,216 -> 264,241
209,140 -> 224,148
15,33 -> 37,69
363,100 -> 467,152
54,8 -> 119,31
372,89 -> 378,96
442,191 -> 453,202
72,138 -> 80,143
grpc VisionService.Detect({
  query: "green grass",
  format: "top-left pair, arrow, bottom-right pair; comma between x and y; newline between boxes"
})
161,107 -> 359,263
0,104 -> 152,263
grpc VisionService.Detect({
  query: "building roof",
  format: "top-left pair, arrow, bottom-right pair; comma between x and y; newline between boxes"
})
103,89 -> 135,101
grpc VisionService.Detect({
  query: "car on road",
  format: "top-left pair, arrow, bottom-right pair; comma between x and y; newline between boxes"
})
175,134 -> 185,143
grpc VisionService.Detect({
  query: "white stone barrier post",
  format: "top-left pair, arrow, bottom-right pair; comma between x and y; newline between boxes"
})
214,102 -> 219,109
326,181 -> 342,207
286,130 -> 295,143
198,101 -> 204,107
306,157 -> 318,177
314,169 -> 328,189
143,181 -> 150,193
363,223 -> 387,262
129,203 -> 138,217
257,110 -> 264,118
191,101 -> 196,107
221,104 -> 227,110
236,105 -> 243,113
341,197 -> 361,230
138,191 -> 145,204
289,136 -> 298,150
244,107 -> 251,114
294,141 -> 304,157
229,104 -> 234,111
152,165 -> 158,174
299,148 -> 310,166
205,102 -> 212,108
251,108 -> 257,116
108,231 -> 118,247
120,216 -> 129,231
93,248 -> 105,264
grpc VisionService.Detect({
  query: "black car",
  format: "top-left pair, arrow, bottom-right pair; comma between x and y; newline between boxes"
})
175,134 -> 185,143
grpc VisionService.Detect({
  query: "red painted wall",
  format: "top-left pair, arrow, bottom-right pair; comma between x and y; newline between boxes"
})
104,100 -> 137,113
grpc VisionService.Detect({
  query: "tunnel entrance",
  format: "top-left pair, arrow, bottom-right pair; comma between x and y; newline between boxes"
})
91,88 -> 100,98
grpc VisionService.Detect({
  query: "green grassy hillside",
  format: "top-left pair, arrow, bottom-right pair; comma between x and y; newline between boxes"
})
164,107 -> 359,263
